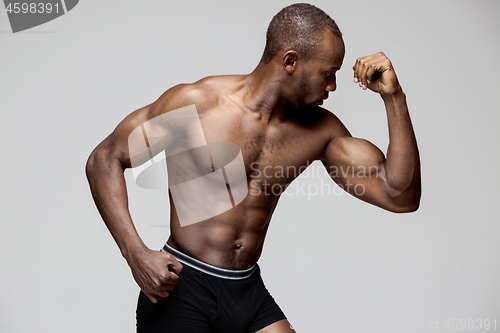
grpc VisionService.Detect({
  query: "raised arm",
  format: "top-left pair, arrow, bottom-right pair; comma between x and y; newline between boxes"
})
85,85 -> 194,302
319,52 -> 421,213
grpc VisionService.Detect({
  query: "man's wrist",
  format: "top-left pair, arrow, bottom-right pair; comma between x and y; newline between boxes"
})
120,239 -> 148,261
380,87 -> 405,102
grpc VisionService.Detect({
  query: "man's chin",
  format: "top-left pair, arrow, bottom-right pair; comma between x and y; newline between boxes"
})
296,99 -> 323,110
308,100 -> 323,108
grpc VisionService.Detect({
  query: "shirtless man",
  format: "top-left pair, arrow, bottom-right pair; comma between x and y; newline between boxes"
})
86,3 -> 420,332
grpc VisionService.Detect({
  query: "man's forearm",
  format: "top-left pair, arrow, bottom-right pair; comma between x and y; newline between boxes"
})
86,151 -> 147,259
382,90 -> 421,198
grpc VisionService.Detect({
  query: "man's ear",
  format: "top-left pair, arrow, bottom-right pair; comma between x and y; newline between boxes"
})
283,51 -> 298,74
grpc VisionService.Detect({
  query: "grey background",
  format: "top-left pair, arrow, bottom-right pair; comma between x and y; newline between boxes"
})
1,0 -> 499,332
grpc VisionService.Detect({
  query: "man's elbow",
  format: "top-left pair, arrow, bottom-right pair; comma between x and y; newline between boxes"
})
85,147 -> 109,181
390,192 -> 421,213
394,200 -> 420,213
85,151 -> 98,182
385,178 -> 421,213
86,146 -> 126,182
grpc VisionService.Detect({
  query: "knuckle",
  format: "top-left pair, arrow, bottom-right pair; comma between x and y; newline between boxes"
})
169,270 -> 181,282
147,292 -> 159,303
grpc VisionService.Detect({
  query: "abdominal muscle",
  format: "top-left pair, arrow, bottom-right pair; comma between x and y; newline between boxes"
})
167,189 -> 280,270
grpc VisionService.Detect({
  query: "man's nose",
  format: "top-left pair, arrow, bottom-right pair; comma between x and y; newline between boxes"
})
326,80 -> 336,92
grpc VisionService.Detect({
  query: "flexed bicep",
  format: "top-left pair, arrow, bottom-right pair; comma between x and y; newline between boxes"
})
320,136 -> 416,213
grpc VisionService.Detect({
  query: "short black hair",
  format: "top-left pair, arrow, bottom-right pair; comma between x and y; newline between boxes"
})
262,3 -> 342,64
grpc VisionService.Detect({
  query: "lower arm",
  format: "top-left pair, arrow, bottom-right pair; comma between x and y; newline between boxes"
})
86,153 -> 147,259
382,91 -> 421,196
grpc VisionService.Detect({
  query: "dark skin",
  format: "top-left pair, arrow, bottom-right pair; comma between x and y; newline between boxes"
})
86,28 -> 420,333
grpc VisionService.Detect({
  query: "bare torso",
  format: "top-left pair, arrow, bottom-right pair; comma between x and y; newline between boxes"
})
165,75 -> 342,269
86,46 -> 419,308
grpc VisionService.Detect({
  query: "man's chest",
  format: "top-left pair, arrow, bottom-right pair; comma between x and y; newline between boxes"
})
198,109 -> 327,184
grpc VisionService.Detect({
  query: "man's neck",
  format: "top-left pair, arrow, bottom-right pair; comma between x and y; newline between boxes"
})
234,60 -> 290,124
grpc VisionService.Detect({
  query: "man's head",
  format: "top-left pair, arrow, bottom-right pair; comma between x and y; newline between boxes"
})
262,3 -> 345,109
262,3 -> 342,64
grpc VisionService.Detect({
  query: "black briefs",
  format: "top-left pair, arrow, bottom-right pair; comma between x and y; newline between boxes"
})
136,243 -> 287,333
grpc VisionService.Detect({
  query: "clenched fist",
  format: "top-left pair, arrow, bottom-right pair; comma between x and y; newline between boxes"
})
126,246 -> 183,303
353,52 -> 402,96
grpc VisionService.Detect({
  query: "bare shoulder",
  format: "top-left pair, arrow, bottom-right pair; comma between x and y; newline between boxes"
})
314,107 -> 351,142
149,75 -> 240,118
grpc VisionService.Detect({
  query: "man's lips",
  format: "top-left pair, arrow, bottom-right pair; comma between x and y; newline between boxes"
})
318,95 -> 328,105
